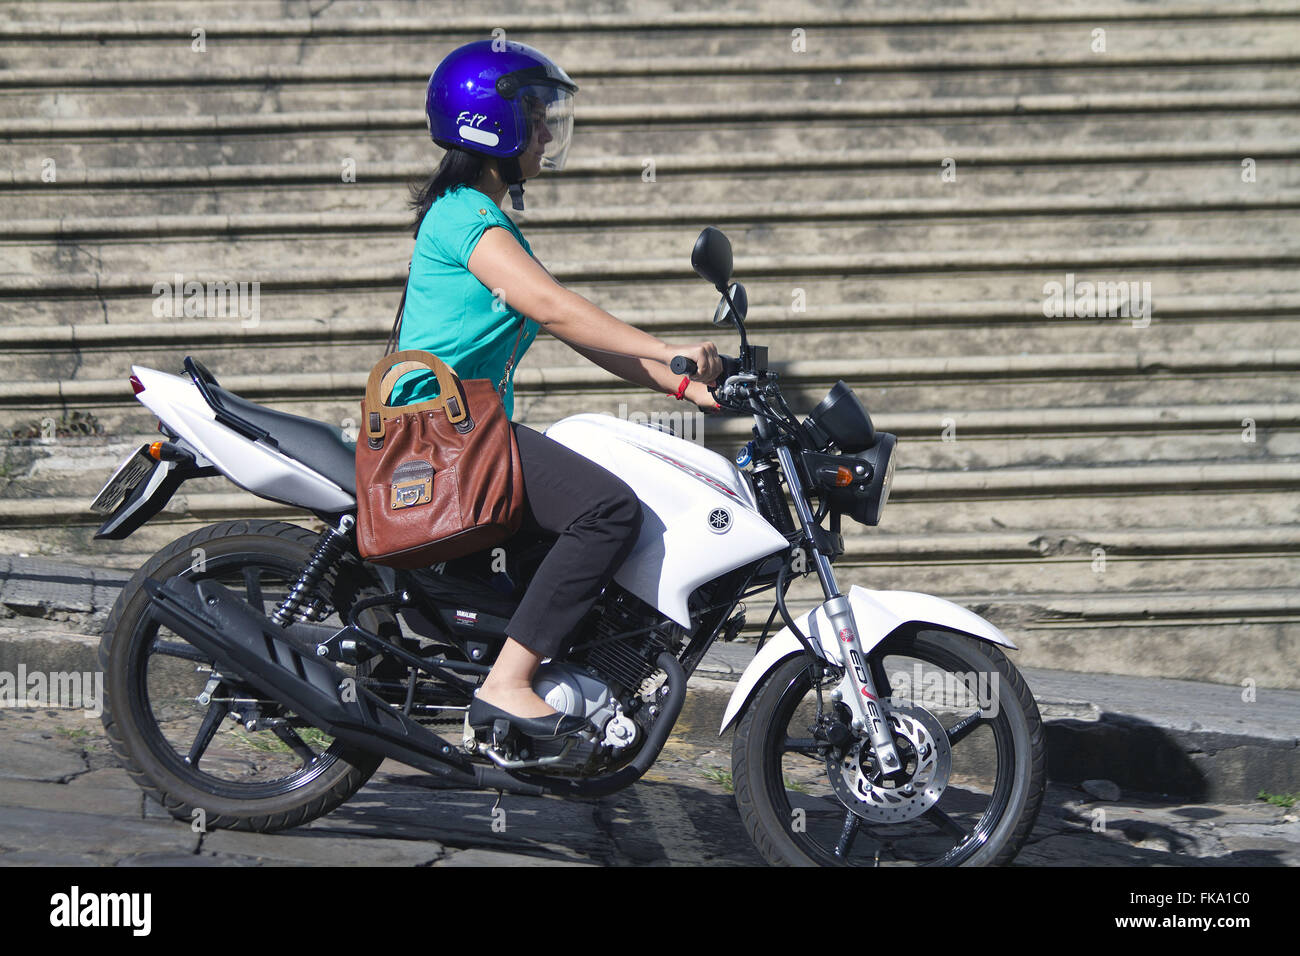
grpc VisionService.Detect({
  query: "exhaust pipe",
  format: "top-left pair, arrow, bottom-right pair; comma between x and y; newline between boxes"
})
145,575 -> 484,786
145,576 -> 682,801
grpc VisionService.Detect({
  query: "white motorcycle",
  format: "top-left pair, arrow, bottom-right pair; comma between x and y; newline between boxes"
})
92,227 -> 1045,866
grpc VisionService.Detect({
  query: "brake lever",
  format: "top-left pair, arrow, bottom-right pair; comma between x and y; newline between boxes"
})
713,373 -> 758,409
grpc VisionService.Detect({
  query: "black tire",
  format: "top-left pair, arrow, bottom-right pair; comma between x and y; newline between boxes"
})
100,520 -> 389,833
732,630 -> 1046,866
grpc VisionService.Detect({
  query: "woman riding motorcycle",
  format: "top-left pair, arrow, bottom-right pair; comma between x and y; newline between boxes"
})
394,40 -> 723,739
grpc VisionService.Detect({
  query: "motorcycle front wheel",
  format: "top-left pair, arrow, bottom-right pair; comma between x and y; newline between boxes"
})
100,520 -> 392,832
732,629 -> 1045,866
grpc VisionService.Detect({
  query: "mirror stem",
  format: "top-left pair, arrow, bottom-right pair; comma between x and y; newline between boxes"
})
720,285 -> 750,359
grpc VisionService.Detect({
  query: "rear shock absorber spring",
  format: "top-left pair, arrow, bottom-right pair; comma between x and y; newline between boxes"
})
271,515 -> 355,626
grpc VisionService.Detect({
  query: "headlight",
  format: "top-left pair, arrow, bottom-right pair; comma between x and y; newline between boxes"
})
813,433 -> 897,527
854,433 -> 896,526
872,435 -> 896,524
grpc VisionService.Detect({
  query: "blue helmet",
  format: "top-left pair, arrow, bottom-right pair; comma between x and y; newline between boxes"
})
425,40 -> 577,175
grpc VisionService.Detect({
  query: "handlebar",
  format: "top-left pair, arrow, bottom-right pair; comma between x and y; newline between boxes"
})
671,354 -> 743,381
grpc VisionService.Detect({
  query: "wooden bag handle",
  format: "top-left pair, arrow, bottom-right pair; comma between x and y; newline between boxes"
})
364,350 -> 467,444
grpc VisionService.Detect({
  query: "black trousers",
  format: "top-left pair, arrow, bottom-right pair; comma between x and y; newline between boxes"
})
505,422 -> 643,659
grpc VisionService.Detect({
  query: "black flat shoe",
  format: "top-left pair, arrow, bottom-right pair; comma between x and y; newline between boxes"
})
467,692 -> 590,740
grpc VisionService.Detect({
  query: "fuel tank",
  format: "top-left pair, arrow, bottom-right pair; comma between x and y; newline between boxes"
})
544,414 -> 788,626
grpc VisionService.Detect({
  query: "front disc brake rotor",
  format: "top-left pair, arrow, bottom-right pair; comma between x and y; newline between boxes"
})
825,702 -> 951,823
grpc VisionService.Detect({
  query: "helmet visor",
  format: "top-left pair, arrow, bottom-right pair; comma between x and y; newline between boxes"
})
520,84 -> 574,172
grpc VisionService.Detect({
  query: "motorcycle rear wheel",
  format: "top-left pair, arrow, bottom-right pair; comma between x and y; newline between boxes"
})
732,630 -> 1045,866
100,520 -> 391,832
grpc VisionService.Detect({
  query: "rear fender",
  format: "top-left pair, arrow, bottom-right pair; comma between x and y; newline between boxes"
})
93,452 -> 218,540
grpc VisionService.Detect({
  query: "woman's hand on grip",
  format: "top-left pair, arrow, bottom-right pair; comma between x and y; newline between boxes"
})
671,342 -> 722,384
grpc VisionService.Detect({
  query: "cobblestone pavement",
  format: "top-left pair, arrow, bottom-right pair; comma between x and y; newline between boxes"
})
0,707 -> 1295,866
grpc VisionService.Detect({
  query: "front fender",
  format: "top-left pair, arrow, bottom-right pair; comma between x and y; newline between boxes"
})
719,585 -> 1016,734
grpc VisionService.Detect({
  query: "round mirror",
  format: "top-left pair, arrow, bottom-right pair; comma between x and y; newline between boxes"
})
712,282 -> 748,327
691,226 -> 733,291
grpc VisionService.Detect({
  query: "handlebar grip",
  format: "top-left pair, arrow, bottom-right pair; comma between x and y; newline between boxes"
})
670,356 -> 697,376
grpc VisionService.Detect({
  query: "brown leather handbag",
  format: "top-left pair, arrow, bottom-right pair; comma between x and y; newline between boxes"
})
354,349 -> 524,568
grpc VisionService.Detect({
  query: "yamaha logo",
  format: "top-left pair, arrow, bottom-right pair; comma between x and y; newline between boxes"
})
708,508 -> 732,534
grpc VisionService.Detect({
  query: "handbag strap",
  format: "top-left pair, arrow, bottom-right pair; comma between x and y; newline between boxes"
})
388,258 -> 527,401
496,318 -> 527,398
384,261 -> 411,357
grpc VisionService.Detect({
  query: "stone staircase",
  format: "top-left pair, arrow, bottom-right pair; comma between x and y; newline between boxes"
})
1,0 -> 1297,686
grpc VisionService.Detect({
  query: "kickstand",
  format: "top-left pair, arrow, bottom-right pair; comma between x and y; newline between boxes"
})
491,789 -> 505,815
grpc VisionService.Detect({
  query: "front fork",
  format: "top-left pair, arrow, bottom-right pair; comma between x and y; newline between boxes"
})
774,445 -> 903,775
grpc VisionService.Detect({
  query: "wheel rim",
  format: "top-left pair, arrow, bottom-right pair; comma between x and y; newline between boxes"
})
124,550 -> 360,800
762,640 -> 1018,866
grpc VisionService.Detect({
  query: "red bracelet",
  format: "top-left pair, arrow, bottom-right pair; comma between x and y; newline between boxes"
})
674,375 -> 691,400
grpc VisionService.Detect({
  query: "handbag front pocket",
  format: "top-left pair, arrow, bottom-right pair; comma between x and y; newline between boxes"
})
389,459 -> 434,510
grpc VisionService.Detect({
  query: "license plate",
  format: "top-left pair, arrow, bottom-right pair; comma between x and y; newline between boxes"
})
90,445 -> 157,515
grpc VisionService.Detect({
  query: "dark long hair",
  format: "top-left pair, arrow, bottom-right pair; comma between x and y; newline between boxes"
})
409,147 -> 486,237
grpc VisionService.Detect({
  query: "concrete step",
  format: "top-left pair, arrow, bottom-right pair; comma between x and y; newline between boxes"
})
9,161 -> 1300,220
7,409 -> 1294,501
4,241 -> 1297,309
5,362 -> 1298,437
20,513 -> 1300,565
3,346 -> 1299,420
10,91 -> 1296,139
2,1 -> 1292,26
5,458 -> 1298,525
12,191 -> 1300,239
5,517 -> 1296,626
6,479 -> 1299,586
7,110 -> 1297,171
6,92 -> 1297,140
2,294 -> 1298,346
4,273 -> 1296,332
6,140 -> 1296,209
7,200 -> 1299,277
2,11 -> 1296,72
8,317 -> 1300,408
6,62 -> 1299,120
9,483 -> 1295,560
7,225 -> 1297,294
10,395 -> 1297,442
10,318 -> 1300,414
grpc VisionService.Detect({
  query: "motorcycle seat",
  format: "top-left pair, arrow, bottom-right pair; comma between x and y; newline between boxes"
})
210,385 -> 357,497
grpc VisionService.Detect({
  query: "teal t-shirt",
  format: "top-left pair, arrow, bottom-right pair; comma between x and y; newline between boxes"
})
390,185 -> 539,419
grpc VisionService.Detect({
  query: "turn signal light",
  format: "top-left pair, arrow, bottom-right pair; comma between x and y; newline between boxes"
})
147,441 -> 164,460
834,466 -> 853,487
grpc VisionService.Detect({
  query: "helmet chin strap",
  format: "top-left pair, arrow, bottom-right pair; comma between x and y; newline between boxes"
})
499,155 -> 526,211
